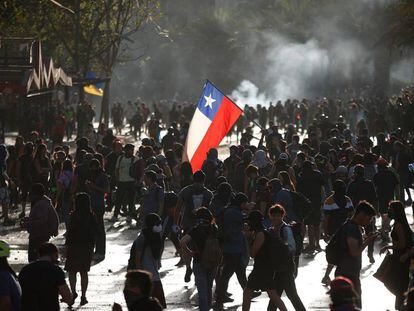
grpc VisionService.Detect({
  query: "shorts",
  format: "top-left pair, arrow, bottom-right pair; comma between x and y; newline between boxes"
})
0,187 -> 10,205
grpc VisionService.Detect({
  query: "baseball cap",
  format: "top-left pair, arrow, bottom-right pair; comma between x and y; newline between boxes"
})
0,240 -> 10,258
328,276 -> 355,293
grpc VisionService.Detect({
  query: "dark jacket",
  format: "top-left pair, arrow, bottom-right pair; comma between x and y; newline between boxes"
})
27,196 -> 59,238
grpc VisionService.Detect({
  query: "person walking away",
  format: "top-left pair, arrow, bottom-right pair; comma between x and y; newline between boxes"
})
16,142 -> 34,218
346,164 -> 378,263
242,210 -> 287,311
19,243 -> 73,310
31,143 -> 51,189
297,160 -> 325,253
64,193 -> 97,306
26,183 -> 59,262
174,170 -> 213,283
328,276 -> 360,311
322,180 -> 354,285
128,213 -> 166,309
105,140 -> 123,212
0,240 -> 21,311
140,170 -> 164,225
113,144 -> 137,222
112,270 -> 162,311
379,201 -> 413,310
373,158 -> 399,242
267,205 -> 306,311
86,159 -> 109,260
56,159 -> 75,230
335,201 -> 377,308
179,208 -> 222,311
215,193 -> 250,308
0,145 -> 14,225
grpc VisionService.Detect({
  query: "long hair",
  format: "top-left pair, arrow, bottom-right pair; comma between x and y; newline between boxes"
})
278,171 -> 295,191
34,143 -> 47,159
389,201 -> 413,247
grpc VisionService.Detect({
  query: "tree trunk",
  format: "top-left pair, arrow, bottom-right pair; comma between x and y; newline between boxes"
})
99,80 -> 111,125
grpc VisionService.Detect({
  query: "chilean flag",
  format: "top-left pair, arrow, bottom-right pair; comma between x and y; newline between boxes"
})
183,81 -> 243,171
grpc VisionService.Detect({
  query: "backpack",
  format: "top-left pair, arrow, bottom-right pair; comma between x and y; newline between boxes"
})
201,229 -> 223,270
281,222 -> 303,256
290,191 -> 312,222
264,230 -> 292,272
325,221 -> 347,266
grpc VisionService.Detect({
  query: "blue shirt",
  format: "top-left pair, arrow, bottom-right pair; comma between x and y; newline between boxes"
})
0,270 -> 22,311
272,188 -> 297,222
222,206 -> 245,254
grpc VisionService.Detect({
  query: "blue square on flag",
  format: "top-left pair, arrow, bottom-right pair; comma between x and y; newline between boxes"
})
196,81 -> 224,121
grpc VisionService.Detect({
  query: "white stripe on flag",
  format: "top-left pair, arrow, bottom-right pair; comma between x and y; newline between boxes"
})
184,108 -> 212,162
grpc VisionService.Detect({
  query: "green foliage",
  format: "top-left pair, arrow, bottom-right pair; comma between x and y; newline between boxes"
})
1,0 -> 160,75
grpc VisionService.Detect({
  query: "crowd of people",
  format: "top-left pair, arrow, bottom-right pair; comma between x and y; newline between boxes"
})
1,89 -> 414,310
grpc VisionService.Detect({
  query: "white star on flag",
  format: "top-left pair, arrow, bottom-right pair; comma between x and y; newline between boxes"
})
204,94 -> 216,109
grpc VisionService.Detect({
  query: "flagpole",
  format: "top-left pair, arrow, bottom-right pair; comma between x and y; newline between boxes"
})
205,79 -> 265,131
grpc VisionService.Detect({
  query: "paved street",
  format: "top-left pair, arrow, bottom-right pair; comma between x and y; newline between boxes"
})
2,208 -> 407,311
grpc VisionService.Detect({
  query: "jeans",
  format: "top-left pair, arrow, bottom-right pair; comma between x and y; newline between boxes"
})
94,210 -> 106,256
114,181 -> 136,217
193,261 -> 215,311
216,253 -> 247,303
268,270 -> 306,311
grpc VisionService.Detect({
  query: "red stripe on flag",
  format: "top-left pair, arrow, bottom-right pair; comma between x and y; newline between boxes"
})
190,97 -> 242,171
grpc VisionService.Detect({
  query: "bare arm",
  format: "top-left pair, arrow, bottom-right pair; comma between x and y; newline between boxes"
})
250,231 -> 265,258
180,234 -> 195,257
58,283 -> 73,305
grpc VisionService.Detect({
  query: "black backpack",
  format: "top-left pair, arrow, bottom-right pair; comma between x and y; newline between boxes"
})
290,191 -> 312,222
264,230 -> 292,272
201,228 -> 223,270
325,221 -> 348,266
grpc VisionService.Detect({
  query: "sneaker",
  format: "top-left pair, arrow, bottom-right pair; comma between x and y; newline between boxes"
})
222,295 -> 234,303
80,296 -> 88,306
184,267 -> 192,283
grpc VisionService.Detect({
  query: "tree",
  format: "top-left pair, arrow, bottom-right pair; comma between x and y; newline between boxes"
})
1,0 -> 160,123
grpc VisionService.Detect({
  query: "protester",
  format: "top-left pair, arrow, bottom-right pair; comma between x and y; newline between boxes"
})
180,207 -> 220,311
26,183 -> 59,262
128,213 -> 166,309
64,193 -> 97,306
113,144 -> 137,222
175,170 -> 213,283
268,204 -> 306,311
215,193 -> 250,308
19,243 -> 73,310
242,210 -> 287,311
113,270 -> 163,311
335,201 -> 378,308
379,201 -> 413,310
0,240 -> 21,311
0,145 -> 14,226
86,159 -> 109,260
